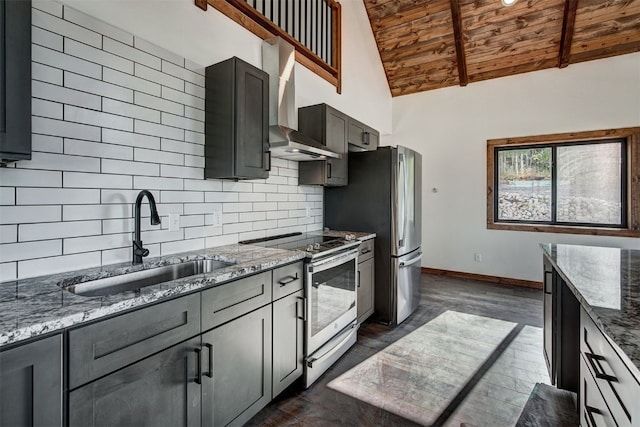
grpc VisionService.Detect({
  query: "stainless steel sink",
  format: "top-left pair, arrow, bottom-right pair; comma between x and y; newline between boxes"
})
60,259 -> 235,297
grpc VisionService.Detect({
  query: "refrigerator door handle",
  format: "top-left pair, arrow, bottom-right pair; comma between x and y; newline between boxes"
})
399,252 -> 423,268
398,153 -> 406,248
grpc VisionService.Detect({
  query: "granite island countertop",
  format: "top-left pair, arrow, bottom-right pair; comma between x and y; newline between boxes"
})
0,230 -> 375,349
541,243 -> 640,379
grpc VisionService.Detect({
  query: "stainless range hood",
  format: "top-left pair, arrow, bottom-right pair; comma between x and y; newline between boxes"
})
262,37 -> 340,161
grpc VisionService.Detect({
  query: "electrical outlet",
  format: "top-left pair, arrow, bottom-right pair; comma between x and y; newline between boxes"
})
212,210 -> 222,227
169,213 -> 181,232
474,253 -> 482,262
306,207 -> 312,218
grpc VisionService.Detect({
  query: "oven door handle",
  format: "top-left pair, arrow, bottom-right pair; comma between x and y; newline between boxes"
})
306,323 -> 357,367
307,248 -> 359,273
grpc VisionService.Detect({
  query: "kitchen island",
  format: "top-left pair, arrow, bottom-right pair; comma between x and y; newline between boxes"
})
542,243 -> 640,427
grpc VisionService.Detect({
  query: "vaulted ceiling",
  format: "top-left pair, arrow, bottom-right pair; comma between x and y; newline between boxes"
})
364,0 -> 640,96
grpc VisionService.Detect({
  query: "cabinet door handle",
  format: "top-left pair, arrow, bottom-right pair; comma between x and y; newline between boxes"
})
585,352 -> 618,382
327,162 -> 332,179
584,405 -> 601,427
266,151 -> 271,172
204,343 -> 213,379
363,131 -> 370,145
194,348 -> 202,384
297,296 -> 307,321
357,271 -> 361,288
278,273 -> 298,286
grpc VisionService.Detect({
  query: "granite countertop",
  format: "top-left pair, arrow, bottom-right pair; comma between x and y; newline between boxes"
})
541,243 -> 640,377
0,230 -> 375,349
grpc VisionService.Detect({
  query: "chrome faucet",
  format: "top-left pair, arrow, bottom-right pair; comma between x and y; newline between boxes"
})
133,190 -> 161,265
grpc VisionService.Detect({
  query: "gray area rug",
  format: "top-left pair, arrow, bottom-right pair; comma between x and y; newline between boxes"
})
328,310 -> 550,426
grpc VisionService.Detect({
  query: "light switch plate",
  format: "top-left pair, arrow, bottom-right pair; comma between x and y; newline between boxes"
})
169,213 -> 181,232
212,210 -> 222,227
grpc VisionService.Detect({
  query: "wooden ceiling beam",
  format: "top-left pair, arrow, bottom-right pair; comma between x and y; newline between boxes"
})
449,0 -> 468,86
558,0 -> 579,68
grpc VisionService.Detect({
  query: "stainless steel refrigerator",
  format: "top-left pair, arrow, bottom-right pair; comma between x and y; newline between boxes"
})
324,145 -> 422,325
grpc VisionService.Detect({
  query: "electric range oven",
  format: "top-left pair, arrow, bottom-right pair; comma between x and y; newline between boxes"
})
240,232 -> 360,387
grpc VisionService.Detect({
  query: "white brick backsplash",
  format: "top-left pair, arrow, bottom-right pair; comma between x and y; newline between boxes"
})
33,8 -> 102,48
135,120 -> 184,140
32,98 -> 63,119
63,6 -> 133,45
64,233 -> 129,254
103,98 -> 160,123
0,240 -> 62,263
135,63 -> 183,91
160,191 -> 203,203
0,188 -> 15,205
20,152 -> 100,173
104,68 -> 161,97
161,87 -> 204,110
33,26 -> 63,51
33,44 -> 101,79
33,116 -> 101,141
134,37 -> 184,67
65,39 -> 134,74
223,222 -> 252,234
32,62 -> 63,85
161,238 -> 204,256
134,92 -> 183,116
162,139 -> 204,156
239,212 -> 266,222
102,129 -> 160,150
162,61 -> 205,87
161,113 -> 204,133
0,6 -> 322,279
1,206 -> 61,224
102,159 -> 159,176
33,0 -> 63,18
17,188 -> 99,205
160,164 -> 203,179
0,225 -> 17,244
64,71 -> 133,102
19,220 -> 101,241
64,172 -> 132,189
18,252 -> 101,279
33,80 -> 101,110
65,105 -> 133,132
0,168 -> 62,187
133,176 -> 183,191
104,38 -> 160,70
184,131 -> 204,145
64,139 -> 133,160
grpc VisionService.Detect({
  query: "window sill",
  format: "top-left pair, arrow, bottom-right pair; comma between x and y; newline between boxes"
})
487,221 -> 640,238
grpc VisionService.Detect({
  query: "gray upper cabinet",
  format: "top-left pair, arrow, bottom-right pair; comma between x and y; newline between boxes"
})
298,104 -> 348,186
0,334 -> 63,427
348,118 -> 379,152
205,57 -> 270,180
0,0 -> 32,163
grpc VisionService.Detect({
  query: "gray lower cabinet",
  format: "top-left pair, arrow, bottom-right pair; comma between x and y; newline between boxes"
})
272,289 -> 304,397
357,238 -> 375,324
0,334 -> 63,427
203,304 -> 272,427
69,337 -> 202,427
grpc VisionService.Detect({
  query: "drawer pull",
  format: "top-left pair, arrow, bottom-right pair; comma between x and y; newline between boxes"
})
585,352 -> 618,382
278,273 -> 298,286
194,348 -> 202,384
204,343 -> 213,379
361,248 -> 371,255
584,406 -> 601,427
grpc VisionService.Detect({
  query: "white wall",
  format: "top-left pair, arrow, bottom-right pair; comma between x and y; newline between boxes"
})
392,53 -> 640,282
58,0 -> 393,135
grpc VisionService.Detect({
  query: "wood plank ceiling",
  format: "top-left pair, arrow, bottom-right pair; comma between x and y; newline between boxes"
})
364,0 -> 640,96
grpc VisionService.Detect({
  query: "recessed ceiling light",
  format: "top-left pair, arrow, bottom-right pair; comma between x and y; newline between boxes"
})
501,0 -> 518,6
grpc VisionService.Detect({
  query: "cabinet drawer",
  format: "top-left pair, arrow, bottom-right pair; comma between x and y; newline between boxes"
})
68,294 -> 200,389
272,261 -> 303,300
581,308 -> 637,427
358,239 -> 374,263
581,354 -> 617,427
202,271 -> 272,331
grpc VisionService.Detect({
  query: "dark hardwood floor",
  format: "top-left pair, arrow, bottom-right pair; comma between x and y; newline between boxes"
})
247,273 -> 544,427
